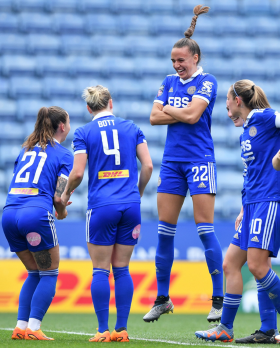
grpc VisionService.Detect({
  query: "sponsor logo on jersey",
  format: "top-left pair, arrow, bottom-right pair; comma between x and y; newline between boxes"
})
198,182 -> 206,188
169,87 -> 173,92
234,233 -> 239,239
10,188 -> 38,195
98,170 -> 129,179
26,232 -> 41,246
158,176 -> 161,186
187,86 -> 196,95
251,236 -> 259,242
197,81 -> 213,97
210,269 -> 221,275
157,85 -> 164,97
249,126 -> 257,137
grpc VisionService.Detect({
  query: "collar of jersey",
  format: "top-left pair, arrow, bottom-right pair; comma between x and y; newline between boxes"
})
244,109 -> 257,127
178,66 -> 203,85
53,138 -> 60,144
92,111 -> 114,121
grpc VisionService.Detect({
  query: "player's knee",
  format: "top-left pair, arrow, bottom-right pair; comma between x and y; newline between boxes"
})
247,260 -> 263,279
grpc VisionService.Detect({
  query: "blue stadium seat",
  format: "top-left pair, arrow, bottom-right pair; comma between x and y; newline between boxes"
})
137,123 -> 161,143
178,0 -> 211,13
118,100 -> 152,120
141,78 -> 164,100
140,194 -> 158,218
205,58 -> 233,79
144,168 -> 160,194
119,15 -> 151,35
27,34 -> 61,54
17,100 -> 52,120
0,170 -> 6,190
215,146 -> 242,167
19,13 -> 53,33
210,0 -> 239,14
0,79 -> 9,98
108,79 -> 143,100
136,58 -> 171,78
275,82 -> 280,101
220,194 -> 242,218
255,38 -> 280,58
240,0 -> 271,15
234,58 -> 274,80
36,56 -> 71,77
211,125 -> 228,145
151,15 -> 183,36
13,0 -> 46,12
61,35 -> 95,56
85,14 -> 119,35
247,17 -> 278,37
0,0 -> 13,12
0,122 -> 24,142
70,57 -> 103,77
2,55 -> 36,76
68,121 -> 85,140
0,34 -> 27,55
10,77 -> 43,99
211,102 -> 228,124
75,77 -> 107,98
111,0 -> 145,14
107,57 -> 136,78
0,99 -> 17,120
50,99 -> 85,120
222,38 -> 256,58
91,35 -> 129,57
46,0 -> 79,13
52,14 -> 85,34
43,78 -> 76,99
0,145 -> 21,166
253,80 -> 276,101
79,0 -> 111,13
0,14 -> 18,33
146,0 -> 174,14
199,38 -> 224,57
148,146 -> 164,166
215,16 -> 247,36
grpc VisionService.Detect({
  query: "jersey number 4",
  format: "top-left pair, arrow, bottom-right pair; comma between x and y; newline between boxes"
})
101,130 -> 120,165
15,151 -> 47,184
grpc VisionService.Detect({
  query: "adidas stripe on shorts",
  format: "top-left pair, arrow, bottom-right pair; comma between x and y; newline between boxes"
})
240,201 -> 280,257
157,160 -> 217,196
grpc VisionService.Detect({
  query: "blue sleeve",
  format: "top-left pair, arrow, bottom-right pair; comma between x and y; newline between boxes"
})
264,109 -> 278,130
13,153 -> 20,174
58,151 -> 73,179
153,76 -> 169,106
136,126 -> 147,145
193,74 -> 217,105
72,127 -> 87,155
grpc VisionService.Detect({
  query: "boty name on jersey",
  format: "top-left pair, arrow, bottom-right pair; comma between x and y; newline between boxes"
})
168,97 -> 189,108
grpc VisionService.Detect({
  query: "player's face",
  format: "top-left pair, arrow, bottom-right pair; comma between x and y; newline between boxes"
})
61,114 -> 71,142
226,89 -> 242,121
227,106 -> 243,127
171,47 -> 199,80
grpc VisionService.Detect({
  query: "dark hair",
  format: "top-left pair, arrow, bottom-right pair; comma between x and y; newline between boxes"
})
229,80 -> 271,110
173,4 -> 210,64
82,85 -> 112,113
23,106 -> 68,151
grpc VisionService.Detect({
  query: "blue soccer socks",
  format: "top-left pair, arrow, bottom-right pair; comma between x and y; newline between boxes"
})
197,223 -> 223,297
113,266 -> 133,330
29,268 -> 58,322
91,268 -> 110,333
18,270 -> 40,323
257,269 -> 280,314
221,293 -> 242,329
257,281 -> 277,332
155,221 -> 176,297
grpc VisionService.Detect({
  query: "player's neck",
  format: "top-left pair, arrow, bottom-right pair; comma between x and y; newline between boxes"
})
241,107 -> 254,122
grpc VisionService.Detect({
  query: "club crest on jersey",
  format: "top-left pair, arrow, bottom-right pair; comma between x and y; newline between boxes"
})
157,85 -> 164,97
249,126 -> 257,137
187,86 -> 196,95
197,81 -> 213,97
169,87 -> 173,92
158,176 -> 161,186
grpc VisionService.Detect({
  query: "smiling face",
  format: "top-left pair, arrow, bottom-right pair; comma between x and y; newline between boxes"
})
226,88 -> 243,121
171,46 -> 199,80
226,105 -> 243,127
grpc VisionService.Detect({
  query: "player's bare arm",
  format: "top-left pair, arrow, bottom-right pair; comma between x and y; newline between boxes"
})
163,97 -> 208,124
150,103 -> 179,126
54,176 -> 70,220
272,150 -> 280,171
235,205 -> 244,231
136,142 -> 153,197
61,153 -> 87,205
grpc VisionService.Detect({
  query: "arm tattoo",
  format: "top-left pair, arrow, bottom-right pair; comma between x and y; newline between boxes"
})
33,250 -> 52,270
55,177 -> 67,197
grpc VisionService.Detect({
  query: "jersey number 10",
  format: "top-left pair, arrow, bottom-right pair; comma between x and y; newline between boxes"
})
15,151 -> 47,184
101,130 -> 120,165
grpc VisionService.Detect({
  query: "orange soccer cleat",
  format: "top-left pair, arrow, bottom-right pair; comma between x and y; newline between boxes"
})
89,330 -> 111,342
11,327 -> 26,340
25,328 -> 54,340
111,328 -> 129,342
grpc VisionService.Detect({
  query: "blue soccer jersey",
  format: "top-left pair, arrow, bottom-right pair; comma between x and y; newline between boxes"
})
72,111 -> 146,209
241,108 -> 280,204
240,133 -> 248,206
4,140 -> 73,213
154,67 -> 217,162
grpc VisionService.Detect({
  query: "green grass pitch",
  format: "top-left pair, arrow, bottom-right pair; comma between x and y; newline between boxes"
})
0,313 -> 272,347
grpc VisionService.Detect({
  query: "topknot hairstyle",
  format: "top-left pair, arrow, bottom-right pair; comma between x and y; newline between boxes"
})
82,85 -> 112,113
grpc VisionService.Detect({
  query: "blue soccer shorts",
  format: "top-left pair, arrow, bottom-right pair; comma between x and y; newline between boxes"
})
2,207 -> 58,253
157,160 -> 217,196
86,202 -> 141,246
240,201 -> 280,257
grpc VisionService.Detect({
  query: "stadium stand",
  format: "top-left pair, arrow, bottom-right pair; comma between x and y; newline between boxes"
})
0,0 -> 279,219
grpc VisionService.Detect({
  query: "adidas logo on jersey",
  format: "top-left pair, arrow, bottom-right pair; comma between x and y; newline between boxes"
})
269,292 -> 278,300
251,236 -> 259,242
169,87 -> 173,92
210,269 -> 221,275
198,182 -> 206,188
234,233 -> 239,239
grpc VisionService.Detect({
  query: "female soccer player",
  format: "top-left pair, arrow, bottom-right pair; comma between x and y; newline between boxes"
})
61,85 -> 153,342
195,80 -> 280,342
143,4 -> 224,323
2,106 -> 73,340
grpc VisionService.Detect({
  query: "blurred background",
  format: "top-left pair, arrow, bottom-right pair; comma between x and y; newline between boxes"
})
1,0 -> 280,314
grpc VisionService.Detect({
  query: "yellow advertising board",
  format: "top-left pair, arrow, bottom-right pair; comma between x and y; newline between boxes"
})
0,260 -> 213,314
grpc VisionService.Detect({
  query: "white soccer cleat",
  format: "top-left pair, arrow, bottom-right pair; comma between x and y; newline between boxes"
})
143,296 -> 174,323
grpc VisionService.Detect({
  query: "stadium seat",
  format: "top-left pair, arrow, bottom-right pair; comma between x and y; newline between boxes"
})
0,145 -> 21,166
240,0 -> 271,15
148,146 -> 164,166
13,0 -> 46,12
137,123 -> 161,144
36,56 -> 71,77
0,170 -> 6,190
136,58 -> 172,78
255,38 -> 280,58
211,125 -> 228,145
27,34 -> 61,55
68,121 -> 85,140
211,102 -> 228,124
17,100 -> 52,120
0,79 -> 9,98
2,55 -> 36,76
223,38 -> 256,58
247,16 -> 278,37
178,0 -> 211,13
19,13 -> 53,33
108,79 -> 143,100
0,0 -> 13,12
69,57 -> 104,77
10,77 -> 43,99
85,14 -> 119,35
49,99 -> 86,120
0,34 -> 27,55
52,14 -> 85,34
0,14 -> 18,33
107,57 -> 137,78
206,58 -> 234,79
210,0 -> 239,15
118,100 -> 152,120
110,0 -> 146,14
215,16 -> 247,36
144,168 -> 160,194
0,99 -> 17,120
91,35 -> 129,57
75,77 -> 107,98
0,122 -> 24,142
61,35 -> 95,56
151,15 -> 183,36
199,38 -> 225,57
217,170 -> 244,192
43,78 -> 76,99
141,78 -> 164,101
226,126 -> 243,147
220,194 -> 242,218
215,146 -> 242,168
46,0 -> 79,13
146,0 -> 174,14
79,0 -> 112,13
140,194 -> 158,218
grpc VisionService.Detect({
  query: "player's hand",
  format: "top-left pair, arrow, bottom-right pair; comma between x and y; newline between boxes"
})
61,189 -> 74,206
163,104 -> 173,115
235,212 -> 243,231
55,209 -> 68,220
276,149 -> 280,160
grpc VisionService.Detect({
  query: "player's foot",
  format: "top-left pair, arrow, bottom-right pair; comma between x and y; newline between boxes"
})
207,296 -> 223,322
89,330 -> 111,342
111,327 -> 129,342
143,295 -> 174,323
11,327 -> 26,340
236,329 -> 275,344
25,328 -> 54,340
195,323 -> 234,342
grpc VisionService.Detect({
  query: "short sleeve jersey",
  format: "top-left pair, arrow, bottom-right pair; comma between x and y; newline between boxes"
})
241,108 -> 280,204
72,112 -> 146,210
154,67 -> 217,162
4,140 -> 73,212
239,133 -> 248,206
